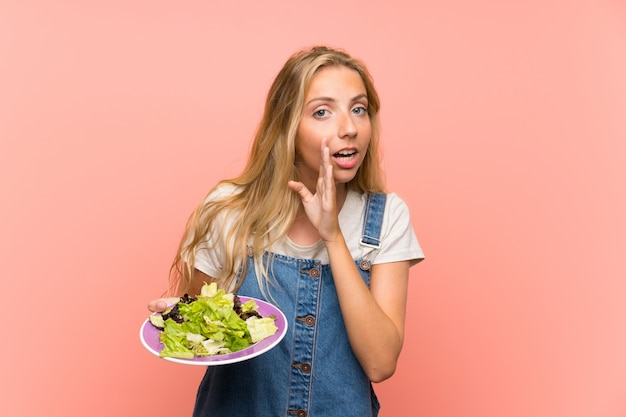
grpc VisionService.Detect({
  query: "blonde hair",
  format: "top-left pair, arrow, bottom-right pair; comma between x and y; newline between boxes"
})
168,45 -> 385,295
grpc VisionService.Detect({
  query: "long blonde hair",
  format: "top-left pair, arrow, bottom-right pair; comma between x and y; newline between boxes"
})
169,45 -> 385,295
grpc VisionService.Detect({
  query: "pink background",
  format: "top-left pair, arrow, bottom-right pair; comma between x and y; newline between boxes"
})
1,1 -> 625,416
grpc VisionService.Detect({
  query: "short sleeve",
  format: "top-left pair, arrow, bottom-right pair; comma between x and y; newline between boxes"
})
186,184 -> 238,278
372,193 -> 425,267
194,240 -> 224,279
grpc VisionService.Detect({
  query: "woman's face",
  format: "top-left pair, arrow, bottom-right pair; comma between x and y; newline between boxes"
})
295,65 -> 371,190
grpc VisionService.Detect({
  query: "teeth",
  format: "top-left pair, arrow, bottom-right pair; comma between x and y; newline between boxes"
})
336,150 -> 355,156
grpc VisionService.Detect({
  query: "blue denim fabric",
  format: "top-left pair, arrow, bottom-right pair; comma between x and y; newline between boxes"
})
360,193 -> 386,249
193,194 -> 386,417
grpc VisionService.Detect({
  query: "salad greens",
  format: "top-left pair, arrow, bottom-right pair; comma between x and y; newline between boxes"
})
149,282 -> 278,359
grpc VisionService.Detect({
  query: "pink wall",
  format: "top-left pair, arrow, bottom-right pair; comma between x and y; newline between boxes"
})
1,1 -> 625,416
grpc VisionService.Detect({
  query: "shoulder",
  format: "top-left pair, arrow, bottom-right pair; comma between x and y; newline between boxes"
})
203,182 -> 242,203
377,192 -> 415,239
357,191 -> 411,222
376,192 -> 425,265
342,191 -> 411,222
384,192 -> 411,217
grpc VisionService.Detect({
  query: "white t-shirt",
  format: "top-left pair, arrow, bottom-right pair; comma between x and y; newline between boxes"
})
194,186 -> 424,278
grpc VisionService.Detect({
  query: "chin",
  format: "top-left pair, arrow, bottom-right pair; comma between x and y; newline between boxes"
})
334,173 -> 358,186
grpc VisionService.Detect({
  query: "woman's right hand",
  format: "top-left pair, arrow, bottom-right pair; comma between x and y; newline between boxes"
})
147,297 -> 181,313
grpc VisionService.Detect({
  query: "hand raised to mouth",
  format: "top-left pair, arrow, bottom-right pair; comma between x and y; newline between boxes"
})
288,138 -> 342,244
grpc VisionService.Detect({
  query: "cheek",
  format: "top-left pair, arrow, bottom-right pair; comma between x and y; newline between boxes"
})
296,125 -> 321,152
362,119 -> 372,135
361,124 -> 372,145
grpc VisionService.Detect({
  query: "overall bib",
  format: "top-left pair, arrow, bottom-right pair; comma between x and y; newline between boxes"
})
193,193 -> 386,417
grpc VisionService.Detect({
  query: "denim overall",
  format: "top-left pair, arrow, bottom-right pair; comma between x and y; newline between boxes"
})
193,193 -> 386,417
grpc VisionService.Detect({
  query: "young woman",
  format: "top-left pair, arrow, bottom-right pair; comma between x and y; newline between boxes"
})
148,45 -> 424,416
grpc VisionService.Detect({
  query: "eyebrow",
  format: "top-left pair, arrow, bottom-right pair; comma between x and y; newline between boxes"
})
306,93 -> 368,106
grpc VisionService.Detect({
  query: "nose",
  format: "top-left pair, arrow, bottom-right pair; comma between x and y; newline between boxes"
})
338,111 -> 357,139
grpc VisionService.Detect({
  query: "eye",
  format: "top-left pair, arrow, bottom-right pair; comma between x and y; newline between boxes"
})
314,109 -> 329,118
352,106 -> 368,115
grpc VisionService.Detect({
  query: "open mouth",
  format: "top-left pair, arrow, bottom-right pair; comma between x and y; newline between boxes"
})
332,149 -> 359,169
333,149 -> 357,160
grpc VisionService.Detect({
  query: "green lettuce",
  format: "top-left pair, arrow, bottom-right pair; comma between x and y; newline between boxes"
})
151,282 -> 277,358
246,316 -> 279,343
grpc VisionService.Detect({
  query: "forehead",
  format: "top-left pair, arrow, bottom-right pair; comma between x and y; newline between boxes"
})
306,65 -> 366,97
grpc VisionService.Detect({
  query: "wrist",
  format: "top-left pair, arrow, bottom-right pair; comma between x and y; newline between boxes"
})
323,232 -> 346,250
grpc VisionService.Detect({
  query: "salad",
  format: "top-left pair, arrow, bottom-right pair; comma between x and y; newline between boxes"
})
149,282 -> 278,359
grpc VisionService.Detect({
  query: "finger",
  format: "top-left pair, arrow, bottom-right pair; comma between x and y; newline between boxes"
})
316,170 -> 325,195
320,164 -> 335,211
325,164 -> 334,201
318,139 -> 332,192
147,299 -> 165,312
321,137 -> 330,169
319,137 -> 330,176
147,297 -> 180,312
288,180 -> 314,202
318,152 -> 327,184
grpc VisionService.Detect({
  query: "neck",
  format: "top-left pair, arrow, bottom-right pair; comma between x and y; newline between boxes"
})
335,184 -> 348,209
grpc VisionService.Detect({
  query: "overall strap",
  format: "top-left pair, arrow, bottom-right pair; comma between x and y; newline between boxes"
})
360,193 -> 387,249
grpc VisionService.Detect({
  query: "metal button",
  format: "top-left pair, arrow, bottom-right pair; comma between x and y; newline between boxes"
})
296,315 -> 316,327
296,409 -> 307,417
309,267 -> 320,278
292,362 -> 312,373
246,246 -> 254,257
359,259 -> 371,271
